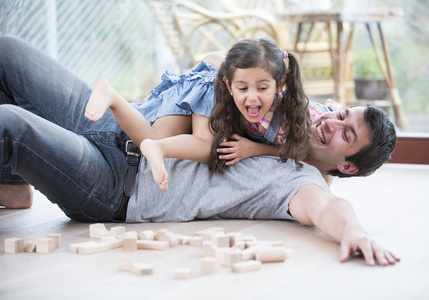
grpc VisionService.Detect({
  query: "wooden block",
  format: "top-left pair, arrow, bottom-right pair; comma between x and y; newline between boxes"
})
202,241 -> 217,257
200,257 -> 220,275
109,226 -> 126,237
177,235 -> 191,245
137,240 -> 170,250
123,236 -> 138,252
255,247 -> 287,263
46,233 -> 61,249
211,233 -> 230,248
174,268 -> 192,279
242,247 -> 257,261
89,223 -> 110,238
122,231 -> 138,239
158,232 -> 177,246
138,230 -> 155,241
225,249 -> 243,268
24,241 -> 37,253
100,237 -> 124,250
233,241 -> 245,251
189,236 -> 203,246
36,238 -> 56,254
77,241 -> 109,254
117,254 -> 131,271
228,232 -> 243,247
4,238 -> 24,254
154,229 -> 170,240
231,260 -> 261,273
130,263 -> 153,275
242,235 -> 257,243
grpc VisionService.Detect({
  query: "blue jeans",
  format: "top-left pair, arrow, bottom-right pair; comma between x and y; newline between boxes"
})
0,36 -> 130,222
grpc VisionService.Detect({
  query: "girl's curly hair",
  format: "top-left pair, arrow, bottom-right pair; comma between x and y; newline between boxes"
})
209,38 -> 312,174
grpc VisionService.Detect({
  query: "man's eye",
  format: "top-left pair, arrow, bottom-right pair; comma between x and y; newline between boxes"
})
343,130 -> 349,142
338,112 -> 344,120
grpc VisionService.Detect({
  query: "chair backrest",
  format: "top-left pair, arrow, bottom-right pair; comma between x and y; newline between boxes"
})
147,0 -> 281,71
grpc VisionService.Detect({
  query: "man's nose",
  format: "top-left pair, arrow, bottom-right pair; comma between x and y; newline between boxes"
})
325,119 -> 342,133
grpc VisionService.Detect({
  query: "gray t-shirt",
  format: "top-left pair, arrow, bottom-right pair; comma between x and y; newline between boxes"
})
126,156 -> 330,223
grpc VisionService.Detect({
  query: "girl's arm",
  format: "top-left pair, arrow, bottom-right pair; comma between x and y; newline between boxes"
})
217,133 -> 280,165
289,184 -> 400,266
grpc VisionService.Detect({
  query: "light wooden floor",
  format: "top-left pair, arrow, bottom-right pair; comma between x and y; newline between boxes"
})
1,163 -> 428,300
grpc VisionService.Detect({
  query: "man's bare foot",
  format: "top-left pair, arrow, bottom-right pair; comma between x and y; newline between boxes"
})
140,139 -> 169,191
85,79 -> 115,122
0,184 -> 33,208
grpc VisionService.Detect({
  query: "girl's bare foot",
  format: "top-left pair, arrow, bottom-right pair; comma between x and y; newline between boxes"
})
0,184 -> 33,208
85,79 -> 115,122
140,139 -> 169,191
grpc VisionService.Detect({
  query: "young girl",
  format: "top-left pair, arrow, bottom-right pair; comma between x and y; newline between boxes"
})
85,38 -> 311,190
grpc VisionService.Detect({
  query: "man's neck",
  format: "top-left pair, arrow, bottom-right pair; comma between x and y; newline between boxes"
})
303,157 -> 333,175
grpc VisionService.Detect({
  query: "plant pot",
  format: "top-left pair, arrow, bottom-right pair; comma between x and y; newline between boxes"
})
354,78 -> 391,100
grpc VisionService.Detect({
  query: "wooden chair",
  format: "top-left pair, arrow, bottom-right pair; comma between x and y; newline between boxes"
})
146,0 -> 282,72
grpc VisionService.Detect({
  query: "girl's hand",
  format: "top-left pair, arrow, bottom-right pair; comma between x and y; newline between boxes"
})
217,134 -> 256,166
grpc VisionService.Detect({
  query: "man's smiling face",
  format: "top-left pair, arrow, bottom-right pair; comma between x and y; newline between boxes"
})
308,106 -> 372,174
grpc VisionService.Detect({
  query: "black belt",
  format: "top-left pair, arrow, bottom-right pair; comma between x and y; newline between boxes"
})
114,140 -> 141,221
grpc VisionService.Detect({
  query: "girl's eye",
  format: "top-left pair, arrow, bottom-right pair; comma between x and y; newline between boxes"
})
258,86 -> 268,91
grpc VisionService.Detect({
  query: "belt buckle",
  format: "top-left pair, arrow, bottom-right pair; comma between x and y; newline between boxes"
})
125,140 -> 140,157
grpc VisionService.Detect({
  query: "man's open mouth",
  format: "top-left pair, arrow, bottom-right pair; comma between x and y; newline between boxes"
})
316,124 -> 326,144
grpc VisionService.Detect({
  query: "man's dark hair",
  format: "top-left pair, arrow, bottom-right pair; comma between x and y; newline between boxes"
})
328,104 -> 397,177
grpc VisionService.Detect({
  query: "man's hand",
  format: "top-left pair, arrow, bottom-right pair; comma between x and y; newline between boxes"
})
339,226 -> 400,266
217,134 -> 256,166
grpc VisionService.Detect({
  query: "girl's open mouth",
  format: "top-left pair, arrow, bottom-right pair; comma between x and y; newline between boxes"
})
246,106 -> 261,118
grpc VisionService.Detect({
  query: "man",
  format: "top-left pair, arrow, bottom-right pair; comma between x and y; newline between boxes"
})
0,36 -> 399,266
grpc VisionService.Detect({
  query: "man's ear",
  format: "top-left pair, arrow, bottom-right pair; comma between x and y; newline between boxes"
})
337,163 -> 359,175
223,77 -> 231,93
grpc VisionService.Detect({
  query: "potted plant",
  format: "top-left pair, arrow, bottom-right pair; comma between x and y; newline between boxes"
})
353,48 -> 391,101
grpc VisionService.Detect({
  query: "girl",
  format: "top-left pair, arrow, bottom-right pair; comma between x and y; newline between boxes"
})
85,38 -> 311,190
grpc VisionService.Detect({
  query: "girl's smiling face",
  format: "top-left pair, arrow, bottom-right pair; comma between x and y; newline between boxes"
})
224,67 -> 283,123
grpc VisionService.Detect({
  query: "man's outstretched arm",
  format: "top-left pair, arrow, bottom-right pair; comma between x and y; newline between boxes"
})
289,184 -> 400,266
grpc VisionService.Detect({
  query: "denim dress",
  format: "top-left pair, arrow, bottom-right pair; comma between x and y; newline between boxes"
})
136,61 -> 217,123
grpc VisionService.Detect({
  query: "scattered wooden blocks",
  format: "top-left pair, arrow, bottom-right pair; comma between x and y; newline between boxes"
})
89,223 -> 111,238
211,233 -> 230,248
46,233 -> 61,249
24,240 -> 37,253
130,262 -> 153,276
177,235 -> 191,245
202,241 -> 217,257
138,230 -> 155,241
228,232 -> 244,247
109,226 -> 126,237
158,232 -> 177,246
36,238 -> 56,254
100,237 -> 124,250
189,236 -> 203,246
154,229 -> 170,240
200,257 -> 220,275
4,237 -> 24,254
68,241 -> 109,254
137,240 -> 170,250
174,268 -> 192,279
255,247 -> 287,263
231,260 -> 262,273
123,236 -> 138,252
